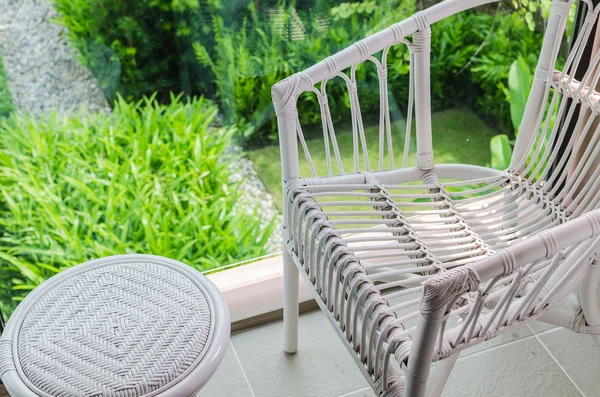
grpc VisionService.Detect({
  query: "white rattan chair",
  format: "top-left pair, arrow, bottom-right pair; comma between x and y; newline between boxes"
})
0,254 -> 230,396
273,0 -> 600,395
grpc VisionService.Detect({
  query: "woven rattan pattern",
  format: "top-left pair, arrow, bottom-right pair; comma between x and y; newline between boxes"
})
14,261 -> 212,397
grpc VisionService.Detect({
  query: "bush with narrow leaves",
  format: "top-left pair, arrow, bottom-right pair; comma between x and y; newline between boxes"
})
0,95 -> 273,317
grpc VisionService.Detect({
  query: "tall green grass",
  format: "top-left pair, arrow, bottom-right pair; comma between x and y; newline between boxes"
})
0,95 -> 273,317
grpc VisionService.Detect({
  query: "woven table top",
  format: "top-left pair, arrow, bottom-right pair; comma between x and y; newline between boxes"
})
10,259 -> 214,397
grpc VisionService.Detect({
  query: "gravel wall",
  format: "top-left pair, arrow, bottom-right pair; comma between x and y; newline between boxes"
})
0,0 -> 109,115
227,145 -> 283,253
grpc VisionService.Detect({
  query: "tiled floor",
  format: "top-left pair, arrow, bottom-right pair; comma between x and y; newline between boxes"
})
198,310 -> 600,397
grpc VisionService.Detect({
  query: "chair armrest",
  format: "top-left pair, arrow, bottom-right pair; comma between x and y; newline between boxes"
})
472,210 -> 600,282
415,209 -> 600,317
299,0 -> 499,84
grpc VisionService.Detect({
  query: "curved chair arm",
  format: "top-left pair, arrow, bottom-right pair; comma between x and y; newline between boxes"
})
472,210 -> 600,282
413,209 -> 600,324
273,0 -> 502,180
298,0 -> 499,85
421,209 -> 600,299
404,209 -> 600,396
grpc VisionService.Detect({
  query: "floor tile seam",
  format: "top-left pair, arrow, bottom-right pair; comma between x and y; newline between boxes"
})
229,339 -> 258,397
527,325 -> 586,397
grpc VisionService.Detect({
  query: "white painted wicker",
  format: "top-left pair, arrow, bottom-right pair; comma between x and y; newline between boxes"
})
0,254 -> 230,397
273,0 -> 600,396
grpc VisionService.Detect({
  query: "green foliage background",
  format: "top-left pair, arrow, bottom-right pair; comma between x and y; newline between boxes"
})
0,0 -> 572,318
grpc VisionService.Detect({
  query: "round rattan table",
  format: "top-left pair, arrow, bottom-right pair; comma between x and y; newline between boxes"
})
0,254 -> 230,397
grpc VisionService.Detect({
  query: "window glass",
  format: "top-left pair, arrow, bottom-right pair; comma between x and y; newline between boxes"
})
0,0 -> 576,320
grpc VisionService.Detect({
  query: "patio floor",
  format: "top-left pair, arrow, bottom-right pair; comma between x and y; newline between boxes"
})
198,309 -> 600,397
0,308 -> 597,397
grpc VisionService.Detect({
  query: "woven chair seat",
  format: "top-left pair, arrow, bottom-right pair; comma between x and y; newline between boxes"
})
0,255 -> 230,397
285,169 -> 572,393
286,170 -> 562,288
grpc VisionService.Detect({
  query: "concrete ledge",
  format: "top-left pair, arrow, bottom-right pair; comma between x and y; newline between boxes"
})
206,254 -> 314,330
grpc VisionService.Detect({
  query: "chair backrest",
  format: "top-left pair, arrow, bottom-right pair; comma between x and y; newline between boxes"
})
272,0 -> 596,213
512,0 -> 600,219
272,0 -> 500,182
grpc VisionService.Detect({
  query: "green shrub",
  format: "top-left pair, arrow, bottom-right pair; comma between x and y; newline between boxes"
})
405,9 -> 543,132
0,53 -> 13,118
51,0 -> 207,100
0,95 -> 273,317
194,0 -> 417,145
51,0 -> 550,144
193,2 -> 547,144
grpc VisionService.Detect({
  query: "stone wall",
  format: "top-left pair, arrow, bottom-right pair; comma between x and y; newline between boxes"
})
0,0 -> 109,115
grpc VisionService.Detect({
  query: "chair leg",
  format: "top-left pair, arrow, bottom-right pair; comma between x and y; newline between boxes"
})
426,352 -> 460,397
579,259 -> 600,353
283,249 -> 299,354
403,315 -> 444,397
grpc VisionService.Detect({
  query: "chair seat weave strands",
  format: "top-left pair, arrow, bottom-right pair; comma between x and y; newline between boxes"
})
0,255 -> 230,397
273,0 -> 600,396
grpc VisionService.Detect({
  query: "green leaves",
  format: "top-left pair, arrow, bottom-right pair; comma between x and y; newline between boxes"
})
443,9 -> 543,132
489,56 -> 529,168
512,0 -> 540,31
193,42 -> 214,69
331,1 -> 377,21
52,0 -> 198,100
50,0 -> 548,146
490,134 -> 512,170
508,57 -> 532,135
0,96 -> 273,317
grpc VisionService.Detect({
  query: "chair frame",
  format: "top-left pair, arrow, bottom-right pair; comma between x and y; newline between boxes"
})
273,0 -> 600,395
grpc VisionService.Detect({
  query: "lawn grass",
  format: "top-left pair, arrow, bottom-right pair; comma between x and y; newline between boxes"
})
0,53 -> 13,118
247,108 -> 498,209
